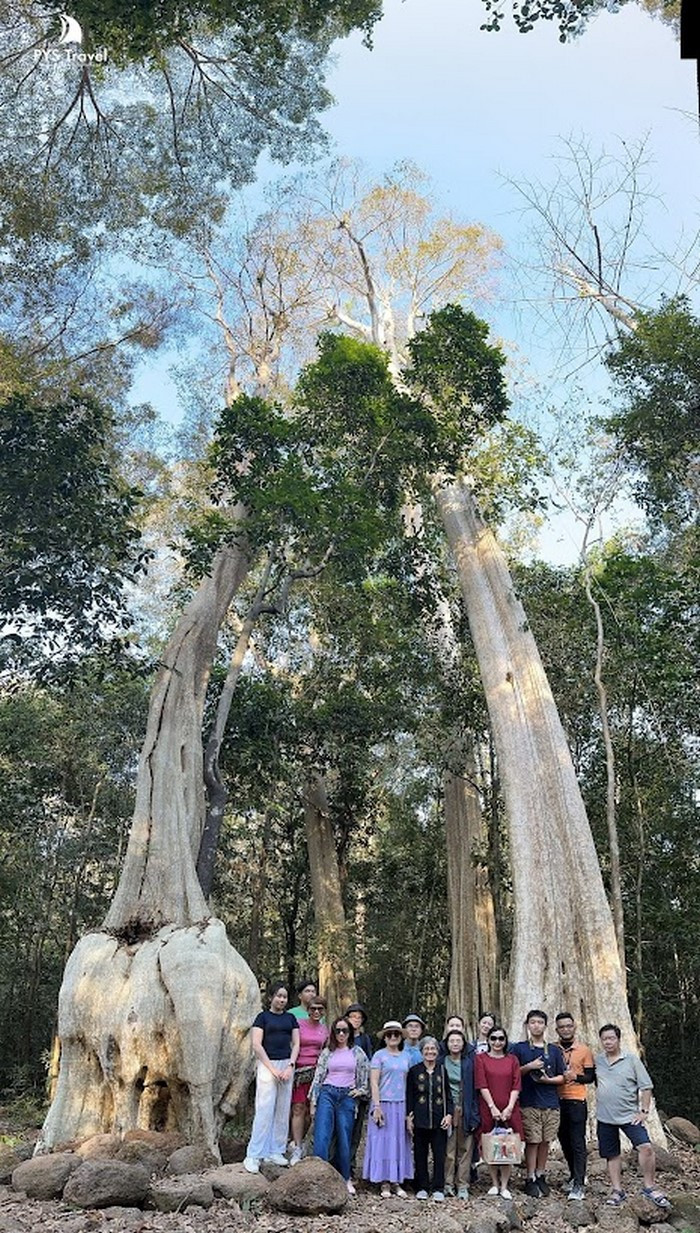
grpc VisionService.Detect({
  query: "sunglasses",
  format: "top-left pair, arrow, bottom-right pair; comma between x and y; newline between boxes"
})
489,1034 -> 506,1042
309,1005 -> 324,1012
385,1030 -> 402,1038
334,1026 -> 350,1034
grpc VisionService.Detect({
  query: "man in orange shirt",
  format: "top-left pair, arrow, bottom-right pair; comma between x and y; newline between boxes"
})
555,1013 -> 595,1202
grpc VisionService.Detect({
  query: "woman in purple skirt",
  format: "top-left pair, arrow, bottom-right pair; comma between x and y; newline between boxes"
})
363,1020 -> 413,1197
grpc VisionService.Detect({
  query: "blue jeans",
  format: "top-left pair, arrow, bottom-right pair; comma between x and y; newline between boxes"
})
313,1085 -> 356,1180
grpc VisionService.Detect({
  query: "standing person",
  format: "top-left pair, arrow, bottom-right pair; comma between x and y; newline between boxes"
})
244,982 -> 300,1173
472,1013 -> 496,1054
290,978 -> 318,1020
290,996 -> 328,1164
595,1024 -> 670,1210
442,1027 -> 479,1200
344,1002 -> 374,1176
554,1012 -> 595,1201
309,1015 -> 370,1196
510,1009 -> 565,1197
438,1014 -> 468,1059
402,1013 -> 427,1066
363,1020 -> 413,1198
406,1036 -> 453,1202
475,1026 -> 523,1200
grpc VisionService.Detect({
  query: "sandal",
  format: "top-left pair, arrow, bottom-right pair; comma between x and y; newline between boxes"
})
606,1189 -> 626,1206
642,1187 -> 671,1209
380,1184 -> 391,1199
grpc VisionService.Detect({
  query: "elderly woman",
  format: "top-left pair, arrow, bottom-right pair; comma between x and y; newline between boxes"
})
406,1036 -> 454,1202
442,1027 -> 480,1200
363,1020 -> 414,1198
309,1015 -> 370,1195
244,981 -> 300,1173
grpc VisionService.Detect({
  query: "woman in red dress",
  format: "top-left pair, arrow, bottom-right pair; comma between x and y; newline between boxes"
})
474,1027 -> 523,1199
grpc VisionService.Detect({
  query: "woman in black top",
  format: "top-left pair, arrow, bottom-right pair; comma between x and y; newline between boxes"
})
244,982 -> 300,1172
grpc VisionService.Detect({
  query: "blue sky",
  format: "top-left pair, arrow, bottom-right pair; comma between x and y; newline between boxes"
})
130,0 -> 698,560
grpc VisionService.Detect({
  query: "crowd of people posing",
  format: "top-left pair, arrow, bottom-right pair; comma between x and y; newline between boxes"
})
242,980 -> 671,1211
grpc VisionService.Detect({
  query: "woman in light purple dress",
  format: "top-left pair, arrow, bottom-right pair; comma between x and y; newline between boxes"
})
363,1020 -> 413,1198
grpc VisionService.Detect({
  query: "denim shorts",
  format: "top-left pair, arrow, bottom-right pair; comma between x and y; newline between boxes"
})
597,1119 -> 651,1158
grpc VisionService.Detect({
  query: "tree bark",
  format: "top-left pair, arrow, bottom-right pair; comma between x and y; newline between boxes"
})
444,757 -> 499,1034
432,477 -> 664,1143
40,527 -> 262,1154
303,774 -> 357,1022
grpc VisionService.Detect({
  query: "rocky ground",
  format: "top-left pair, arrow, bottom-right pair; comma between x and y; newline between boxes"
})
0,1111 -> 699,1233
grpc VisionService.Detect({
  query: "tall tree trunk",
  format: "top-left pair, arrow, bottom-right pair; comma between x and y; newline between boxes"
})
303,774 -> 357,1023
432,478 -> 665,1141
40,530 -> 262,1154
444,754 -> 499,1034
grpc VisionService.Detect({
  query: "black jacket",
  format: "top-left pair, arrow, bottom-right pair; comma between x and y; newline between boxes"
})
406,1062 -> 454,1130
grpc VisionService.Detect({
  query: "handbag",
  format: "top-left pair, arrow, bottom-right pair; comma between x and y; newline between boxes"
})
481,1128 -> 524,1164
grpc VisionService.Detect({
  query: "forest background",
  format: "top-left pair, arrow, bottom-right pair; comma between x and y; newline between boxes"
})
0,0 -> 698,1144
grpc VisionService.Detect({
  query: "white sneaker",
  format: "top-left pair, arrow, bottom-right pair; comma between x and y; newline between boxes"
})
289,1146 -> 303,1166
500,1188 -> 512,1200
416,1189 -> 429,1200
569,1186 -> 585,1201
243,1156 -> 259,1173
346,1180 -> 356,1196
433,1191 -> 445,1202
487,1185 -> 499,1196
266,1154 -> 289,1166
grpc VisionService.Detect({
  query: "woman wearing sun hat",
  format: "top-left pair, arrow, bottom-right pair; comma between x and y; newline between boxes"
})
362,1020 -> 414,1198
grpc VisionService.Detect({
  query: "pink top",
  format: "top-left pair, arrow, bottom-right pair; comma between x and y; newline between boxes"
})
297,1017 -> 328,1068
325,1046 -> 356,1087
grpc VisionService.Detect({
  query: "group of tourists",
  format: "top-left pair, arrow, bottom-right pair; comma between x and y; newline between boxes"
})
242,980 -> 671,1210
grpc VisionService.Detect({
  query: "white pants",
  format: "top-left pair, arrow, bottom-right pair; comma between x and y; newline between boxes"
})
247,1059 -> 294,1160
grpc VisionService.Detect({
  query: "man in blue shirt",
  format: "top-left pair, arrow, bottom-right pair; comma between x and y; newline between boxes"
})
510,1009 -> 565,1197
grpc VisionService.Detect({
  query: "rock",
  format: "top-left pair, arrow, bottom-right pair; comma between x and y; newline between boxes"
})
204,1163 -> 270,1201
629,1194 -> 671,1225
166,1145 -> 219,1175
123,1130 -> 186,1152
62,1159 -> 150,1209
463,1204 -> 511,1233
653,1146 -> 683,1174
76,1134 -> 123,1160
11,1152 -> 82,1199
563,1199 -> 596,1226
101,1207 -> 147,1228
669,1191 -> 700,1231
116,1140 -> 169,1175
597,1210 -> 638,1233
219,1136 -> 246,1164
149,1173 -> 215,1212
665,1117 -> 700,1147
0,1148 -> 20,1186
265,1156 -> 347,1215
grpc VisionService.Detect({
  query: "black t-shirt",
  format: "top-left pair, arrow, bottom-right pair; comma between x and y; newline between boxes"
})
253,1010 -> 298,1059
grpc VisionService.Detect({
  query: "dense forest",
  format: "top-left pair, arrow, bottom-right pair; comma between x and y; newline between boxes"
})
0,0 -> 697,1150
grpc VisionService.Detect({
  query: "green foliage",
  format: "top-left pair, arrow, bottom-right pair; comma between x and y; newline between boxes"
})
605,296 -> 700,530
0,393 -> 146,672
0,669 -> 147,1092
478,0 -> 679,41
404,305 -> 510,469
518,544 -> 700,1120
38,0 -> 382,64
